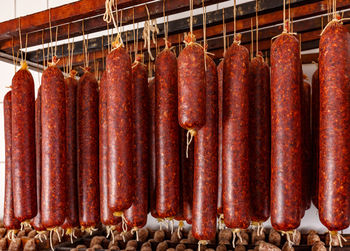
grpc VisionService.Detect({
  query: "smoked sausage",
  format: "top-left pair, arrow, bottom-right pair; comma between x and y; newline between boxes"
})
192,55 -> 218,241
311,69 -> 319,209
301,79 -> 312,211
106,46 -> 134,213
178,34 -> 206,135
124,58 -> 149,228
318,21 -> 350,231
77,70 -> 100,228
217,60 -> 223,216
222,40 -> 250,229
31,87 -> 45,231
180,128 -> 194,224
41,61 -> 67,228
148,77 -> 159,218
61,72 -> 79,231
99,71 -> 121,226
270,33 -> 302,231
3,91 -> 20,230
155,48 -> 180,217
248,53 -> 271,224
11,62 -> 37,222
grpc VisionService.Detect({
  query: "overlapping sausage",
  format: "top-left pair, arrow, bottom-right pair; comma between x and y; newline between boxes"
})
77,70 -> 100,228
318,21 -> 350,231
106,46 -> 134,213
311,69 -> 319,209
178,34 -> 206,135
61,71 -> 79,231
99,71 -> 121,227
192,55 -> 218,241
124,58 -> 149,229
41,60 -> 67,228
11,62 -> 37,222
248,53 -> 271,224
3,91 -> 20,231
270,33 -> 302,231
222,38 -> 251,229
155,47 -> 180,218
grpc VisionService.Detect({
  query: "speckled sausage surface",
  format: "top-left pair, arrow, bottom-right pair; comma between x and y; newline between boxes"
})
41,65 -> 67,228
3,91 -> 20,230
192,56 -> 218,241
217,60 -> 223,215
318,22 -> 350,231
77,71 -> 100,228
11,65 -> 37,222
248,55 -> 271,223
61,74 -> 79,230
270,33 -> 302,231
124,62 -> 149,228
178,43 -> 206,133
148,77 -> 159,218
31,87 -> 45,231
301,80 -> 312,211
106,47 -> 134,213
99,71 -> 120,226
311,69 -> 319,209
155,49 -> 180,218
222,42 -> 250,229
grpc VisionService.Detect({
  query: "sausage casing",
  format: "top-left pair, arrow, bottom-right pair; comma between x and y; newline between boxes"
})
41,65 -> 67,228
270,33 -> 302,231
124,62 -> 149,228
155,49 -> 180,217
192,56 -> 218,240
178,43 -> 206,132
318,22 -> 350,231
3,91 -> 20,230
77,71 -> 100,227
106,47 -> 134,213
11,65 -> 37,222
311,69 -> 319,209
217,60 -> 223,215
222,42 -> 251,229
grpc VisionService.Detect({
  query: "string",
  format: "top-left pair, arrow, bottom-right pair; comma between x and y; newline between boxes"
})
256,0 -> 259,56
283,0 -> 286,32
18,18 -> 23,61
234,0 -> 236,41
202,0 -> 207,71
107,23 -> 110,53
133,8 -> 136,60
163,0 -> 169,47
288,0 -> 291,32
223,9 -> 226,55
250,18 -> 253,60
54,26 -> 58,57
190,0 -> 193,35
12,37 -> 16,73
49,9 -> 53,61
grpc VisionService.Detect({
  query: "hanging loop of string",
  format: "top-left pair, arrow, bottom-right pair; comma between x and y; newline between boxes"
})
231,229 -> 242,248
255,0 -> 259,56
222,9 -> 226,55
103,0 -> 123,48
198,240 -> 208,251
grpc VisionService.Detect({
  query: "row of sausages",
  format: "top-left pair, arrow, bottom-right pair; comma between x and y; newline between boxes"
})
2,20 -> 349,243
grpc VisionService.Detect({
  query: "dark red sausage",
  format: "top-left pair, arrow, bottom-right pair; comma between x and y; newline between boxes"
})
61,72 -> 79,230
30,87 -> 45,231
178,36 -> 206,135
124,60 -> 149,228
77,70 -> 100,228
155,48 -> 180,218
3,91 -> 20,230
192,55 -> 218,241
180,128 -> 194,224
319,22 -> 350,231
217,60 -> 223,216
41,63 -> 67,228
311,69 -> 319,209
11,63 -> 37,222
248,54 -> 270,223
106,47 -> 134,213
270,33 -> 302,231
301,79 -> 312,211
222,42 -> 250,229
148,77 -> 159,218
99,71 -> 121,226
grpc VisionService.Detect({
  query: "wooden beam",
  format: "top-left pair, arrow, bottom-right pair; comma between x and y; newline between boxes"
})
27,0 -> 348,64
0,0 -> 153,41
3,0 -> 313,54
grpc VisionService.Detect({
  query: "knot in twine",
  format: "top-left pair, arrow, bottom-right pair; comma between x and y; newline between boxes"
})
218,214 -> 225,231
7,230 -> 18,241
65,228 -> 77,244
233,33 -> 242,45
251,221 -> 264,236
70,70 -> 77,78
166,217 -> 174,234
186,129 -> 196,158
20,60 -> 28,70
231,229 -> 243,248
20,220 -> 31,231
106,225 -> 117,244
48,227 -> 64,251
142,19 -> 158,61
280,231 -> 295,248
177,221 -> 184,239
131,227 -> 139,241
48,56 -> 60,67
198,240 -> 208,251
34,231 -> 48,243
329,231 -> 347,251
157,218 -> 168,231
